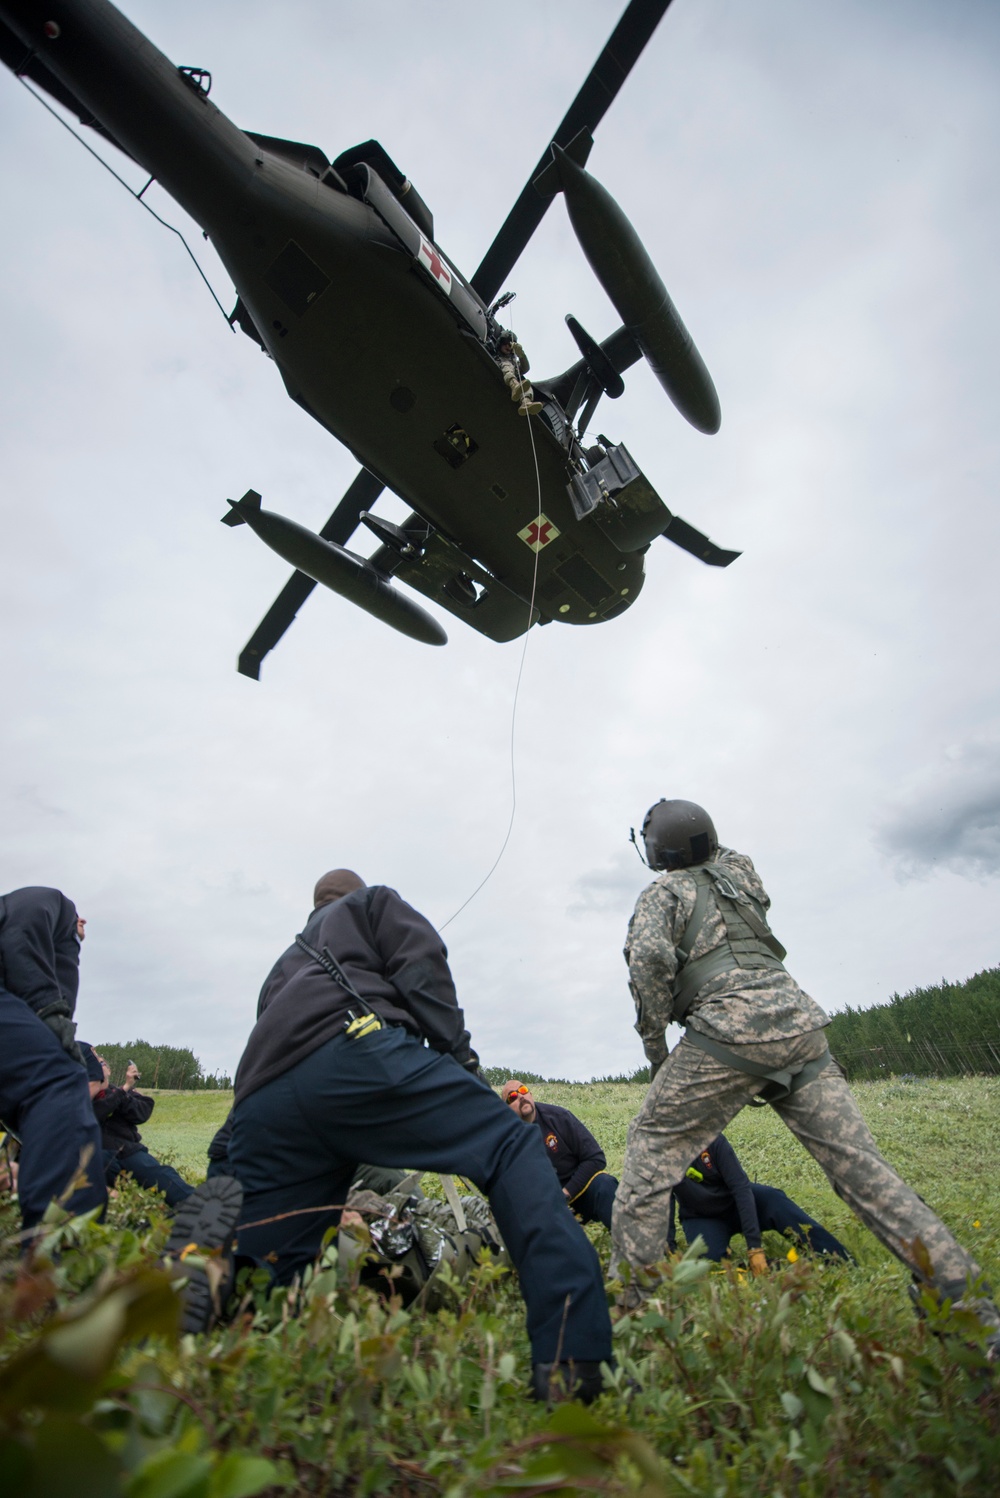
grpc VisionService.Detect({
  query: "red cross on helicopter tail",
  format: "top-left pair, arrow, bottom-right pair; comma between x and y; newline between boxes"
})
418,237 -> 452,294
518,513 -> 561,553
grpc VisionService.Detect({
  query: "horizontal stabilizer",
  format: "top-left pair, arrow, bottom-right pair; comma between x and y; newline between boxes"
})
662,515 -> 740,568
565,314 -> 625,399
540,324 -> 642,416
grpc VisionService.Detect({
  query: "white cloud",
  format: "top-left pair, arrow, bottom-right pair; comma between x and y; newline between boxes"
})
879,739 -> 1000,879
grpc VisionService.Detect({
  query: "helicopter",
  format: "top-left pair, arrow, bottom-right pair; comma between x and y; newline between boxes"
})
0,0 -> 739,677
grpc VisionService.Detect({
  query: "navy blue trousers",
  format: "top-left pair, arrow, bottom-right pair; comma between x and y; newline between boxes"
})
680,1182 -> 852,1262
230,1026 -> 612,1365
105,1148 -> 193,1208
0,987 -> 106,1230
572,1172 -> 618,1231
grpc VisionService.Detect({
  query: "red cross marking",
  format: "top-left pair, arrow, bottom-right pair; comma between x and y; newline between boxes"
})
426,246 -> 446,279
420,238 -> 451,289
527,520 -> 553,547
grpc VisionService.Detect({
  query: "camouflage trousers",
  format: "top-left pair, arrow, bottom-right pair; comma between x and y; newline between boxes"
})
610,1030 -> 985,1299
497,356 -> 535,403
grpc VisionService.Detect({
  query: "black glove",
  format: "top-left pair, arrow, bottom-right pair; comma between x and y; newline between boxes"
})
42,1013 -> 84,1066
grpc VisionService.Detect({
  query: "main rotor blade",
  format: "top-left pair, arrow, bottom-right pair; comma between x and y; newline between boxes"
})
236,468 -> 385,679
470,0 -> 674,303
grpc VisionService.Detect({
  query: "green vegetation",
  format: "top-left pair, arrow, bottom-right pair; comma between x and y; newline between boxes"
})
826,968 -> 1000,1080
4,1076 -> 998,1494
91,1041 -> 232,1091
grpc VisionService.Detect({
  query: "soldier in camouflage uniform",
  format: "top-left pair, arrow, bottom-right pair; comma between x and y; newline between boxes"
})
494,331 -> 543,417
611,799 -> 1000,1356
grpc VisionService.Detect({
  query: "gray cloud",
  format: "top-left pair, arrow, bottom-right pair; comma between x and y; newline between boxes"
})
568,857 -> 648,918
879,741 -> 1000,878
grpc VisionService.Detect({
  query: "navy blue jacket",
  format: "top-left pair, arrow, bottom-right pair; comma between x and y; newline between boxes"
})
532,1101 -> 607,1203
234,885 -> 477,1102
0,887 -> 80,1019
668,1134 -> 762,1250
92,1086 -> 155,1159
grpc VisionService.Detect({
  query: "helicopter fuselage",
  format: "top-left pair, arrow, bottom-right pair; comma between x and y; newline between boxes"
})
1,0 -> 650,640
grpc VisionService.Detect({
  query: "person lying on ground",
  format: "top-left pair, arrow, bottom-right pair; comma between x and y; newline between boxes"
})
500,1078 -> 618,1231
667,1133 -> 852,1270
337,1165 -> 503,1308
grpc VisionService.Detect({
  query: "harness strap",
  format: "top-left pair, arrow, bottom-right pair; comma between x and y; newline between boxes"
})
683,1027 -> 832,1106
702,867 -> 786,960
440,1174 -> 468,1232
671,865 -> 788,1021
675,877 -> 711,968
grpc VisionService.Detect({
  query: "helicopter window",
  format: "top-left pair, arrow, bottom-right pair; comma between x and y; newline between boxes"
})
263,241 -> 330,318
433,425 -> 478,470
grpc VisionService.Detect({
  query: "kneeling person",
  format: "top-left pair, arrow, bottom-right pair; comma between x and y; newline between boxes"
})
84,1048 -> 193,1209
229,871 -> 612,1401
668,1134 -> 852,1270
501,1079 -> 618,1231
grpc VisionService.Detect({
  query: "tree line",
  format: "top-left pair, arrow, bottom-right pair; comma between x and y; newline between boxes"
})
826,967 -> 1000,1080
90,1040 -> 232,1091
95,969 -> 1000,1092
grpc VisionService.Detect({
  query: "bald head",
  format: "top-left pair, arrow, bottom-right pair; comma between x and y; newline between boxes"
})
313,869 -> 365,908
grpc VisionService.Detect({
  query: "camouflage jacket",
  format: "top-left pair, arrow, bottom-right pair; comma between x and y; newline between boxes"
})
625,850 -> 828,1068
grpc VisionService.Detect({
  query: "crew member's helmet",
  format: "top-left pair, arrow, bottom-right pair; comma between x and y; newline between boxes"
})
641,799 -> 718,871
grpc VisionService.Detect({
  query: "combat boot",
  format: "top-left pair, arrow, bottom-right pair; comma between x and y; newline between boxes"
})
518,398 -> 543,417
531,1360 -> 606,1405
162,1175 -> 243,1334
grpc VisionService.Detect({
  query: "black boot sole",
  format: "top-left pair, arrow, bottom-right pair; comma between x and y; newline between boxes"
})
163,1175 -> 243,1335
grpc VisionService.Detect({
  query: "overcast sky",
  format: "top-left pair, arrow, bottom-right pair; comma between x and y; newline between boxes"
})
2,0 -> 998,1080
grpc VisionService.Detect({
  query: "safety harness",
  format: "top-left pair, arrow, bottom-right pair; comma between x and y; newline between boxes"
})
672,865 -> 830,1105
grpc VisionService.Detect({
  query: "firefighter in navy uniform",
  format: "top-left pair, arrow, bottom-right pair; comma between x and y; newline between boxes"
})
204,869 -> 363,1180
0,887 -> 106,1234
610,799 -> 1000,1362
667,1133 -> 851,1267
82,1047 -> 194,1208
228,872 -> 612,1403
501,1079 -> 618,1231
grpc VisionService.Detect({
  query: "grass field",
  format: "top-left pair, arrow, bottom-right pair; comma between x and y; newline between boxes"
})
144,1075 -> 1000,1280
5,1076 -> 999,1494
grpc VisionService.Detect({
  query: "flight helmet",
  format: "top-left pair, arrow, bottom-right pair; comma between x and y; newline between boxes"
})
641,799 -> 718,871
